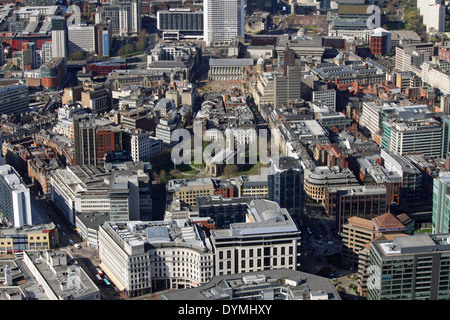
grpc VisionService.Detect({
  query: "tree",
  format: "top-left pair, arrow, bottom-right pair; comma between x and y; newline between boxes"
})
169,169 -> 182,179
135,30 -> 147,51
222,165 -> 238,177
159,169 -> 167,180
135,38 -> 146,52
118,43 -> 135,56
69,50 -> 84,61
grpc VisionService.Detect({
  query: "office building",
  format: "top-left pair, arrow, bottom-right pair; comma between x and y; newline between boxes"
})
118,0 -> 142,36
122,129 -> 162,162
359,101 -> 431,139
421,61 -> 450,95
73,117 -> 98,166
381,117 -> 442,157
162,268 -> 341,300
312,81 -> 336,111
368,233 -> 450,300
157,9 -> 203,40
304,166 -> 359,205
380,149 -> 422,204
236,174 -> 268,198
417,0 -> 445,32
442,116 -> 450,158
95,4 -> 121,36
0,222 -> 58,254
0,165 -> 32,228
40,57 -> 67,91
95,128 -> 122,163
210,199 -> 302,275
0,84 -> 29,115
370,28 -> 391,56
98,219 -> 214,297
196,195 -> 253,229
81,81 -> 110,114
51,16 -> 67,59
341,213 -> 407,267
324,185 -> 388,233
432,172 -> 450,234
50,163 -> 152,225
167,178 -> 215,207
95,24 -> 112,57
274,64 -> 302,108
203,0 -> 244,46
268,157 -> 304,216
68,24 -> 96,54
394,43 -> 433,72
75,211 -> 110,249
23,249 -> 100,300
155,113 -> 180,146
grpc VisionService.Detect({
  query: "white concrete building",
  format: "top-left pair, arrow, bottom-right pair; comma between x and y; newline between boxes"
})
394,43 -> 434,72
382,118 -> 442,157
417,0 -> 445,32
128,130 -> 162,162
118,0 -> 142,36
67,24 -> 96,54
210,199 -> 302,276
50,164 -> 151,225
98,219 -> 214,297
421,61 -> 450,95
312,89 -> 336,111
51,17 -> 67,59
0,165 -> 32,228
203,0 -> 244,46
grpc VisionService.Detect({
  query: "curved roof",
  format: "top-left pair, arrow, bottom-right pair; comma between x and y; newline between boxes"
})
261,209 -> 284,222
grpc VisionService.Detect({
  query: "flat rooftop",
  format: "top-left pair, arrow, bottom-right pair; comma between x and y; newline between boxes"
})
375,233 -> 450,256
24,250 -> 99,300
211,199 -> 300,238
162,268 -> 340,300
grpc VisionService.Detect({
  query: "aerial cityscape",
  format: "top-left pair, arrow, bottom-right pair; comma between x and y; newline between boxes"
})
0,0 -> 450,304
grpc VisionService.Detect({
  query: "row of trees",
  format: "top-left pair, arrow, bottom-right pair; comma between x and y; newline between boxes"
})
117,29 -> 147,56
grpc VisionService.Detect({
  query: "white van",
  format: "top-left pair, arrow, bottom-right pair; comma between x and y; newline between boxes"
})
68,239 -> 74,245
